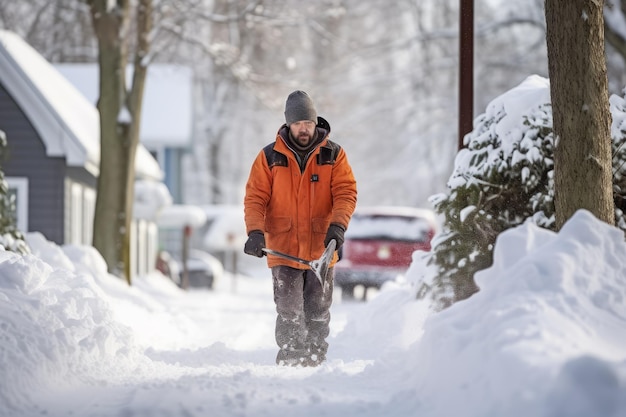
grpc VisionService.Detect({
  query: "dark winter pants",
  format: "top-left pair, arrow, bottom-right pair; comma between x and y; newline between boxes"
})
271,265 -> 334,366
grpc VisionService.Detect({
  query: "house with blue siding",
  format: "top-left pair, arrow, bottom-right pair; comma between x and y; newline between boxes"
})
0,30 -> 171,279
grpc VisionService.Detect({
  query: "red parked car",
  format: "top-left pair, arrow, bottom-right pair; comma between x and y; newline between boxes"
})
334,206 -> 437,300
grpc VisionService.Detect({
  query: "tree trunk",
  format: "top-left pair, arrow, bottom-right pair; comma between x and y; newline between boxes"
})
545,0 -> 614,229
122,0 -> 152,281
89,0 -> 151,284
89,0 -> 130,281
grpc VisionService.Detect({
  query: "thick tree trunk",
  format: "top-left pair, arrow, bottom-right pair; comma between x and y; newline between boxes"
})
122,0 -> 152,281
90,0 -> 130,281
545,0 -> 614,229
89,0 -> 151,284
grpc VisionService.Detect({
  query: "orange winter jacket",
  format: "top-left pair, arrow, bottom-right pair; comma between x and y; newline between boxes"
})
244,118 -> 357,269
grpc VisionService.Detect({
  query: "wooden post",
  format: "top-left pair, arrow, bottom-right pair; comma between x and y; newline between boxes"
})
459,0 -> 474,150
181,225 -> 191,289
227,232 -> 237,293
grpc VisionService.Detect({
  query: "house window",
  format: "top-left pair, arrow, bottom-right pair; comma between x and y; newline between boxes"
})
65,180 -> 96,246
147,222 -> 158,274
70,182 -> 82,245
5,177 -> 28,232
137,220 -> 147,276
83,188 -> 96,245
130,220 -> 138,279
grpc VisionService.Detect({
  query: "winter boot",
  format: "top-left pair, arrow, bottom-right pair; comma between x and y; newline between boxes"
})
276,348 -> 310,367
305,342 -> 328,366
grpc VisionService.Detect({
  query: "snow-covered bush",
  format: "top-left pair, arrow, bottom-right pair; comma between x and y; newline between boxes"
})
425,76 -> 626,308
0,130 -> 29,254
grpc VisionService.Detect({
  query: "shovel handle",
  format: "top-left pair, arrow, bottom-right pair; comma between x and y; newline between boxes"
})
261,248 -> 312,266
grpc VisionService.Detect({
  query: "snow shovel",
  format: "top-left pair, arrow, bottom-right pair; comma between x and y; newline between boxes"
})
262,239 -> 337,290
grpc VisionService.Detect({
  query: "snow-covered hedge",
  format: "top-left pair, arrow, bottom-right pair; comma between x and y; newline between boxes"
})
426,75 -> 626,308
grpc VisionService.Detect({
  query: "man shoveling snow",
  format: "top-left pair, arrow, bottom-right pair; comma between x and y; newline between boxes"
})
243,90 -> 357,367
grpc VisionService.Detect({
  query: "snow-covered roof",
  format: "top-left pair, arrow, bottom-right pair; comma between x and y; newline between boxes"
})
201,205 -> 247,250
348,205 -> 438,240
55,63 -> 193,147
0,30 -> 162,180
353,205 -> 437,223
157,205 -> 207,228
134,179 -> 173,221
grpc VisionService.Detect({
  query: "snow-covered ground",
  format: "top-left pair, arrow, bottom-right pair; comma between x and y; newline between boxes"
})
1,209 -> 625,417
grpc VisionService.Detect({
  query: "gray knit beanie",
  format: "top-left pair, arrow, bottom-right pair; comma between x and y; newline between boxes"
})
284,90 -> 317,125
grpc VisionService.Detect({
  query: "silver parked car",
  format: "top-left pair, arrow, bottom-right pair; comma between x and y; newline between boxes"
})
181,249 -> 225,289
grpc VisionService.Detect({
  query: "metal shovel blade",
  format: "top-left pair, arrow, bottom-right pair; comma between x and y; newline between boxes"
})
309,239 -> 336,289
262,239 -> 337,290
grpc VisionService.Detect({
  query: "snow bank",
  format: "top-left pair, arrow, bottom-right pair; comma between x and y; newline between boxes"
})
0,233 -> 148,412
402,210 -> 626,416
0,211 -> 625,417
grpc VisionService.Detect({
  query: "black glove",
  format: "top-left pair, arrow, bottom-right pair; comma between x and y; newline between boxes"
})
324,223 -> 345,249
244,230 -> 266,257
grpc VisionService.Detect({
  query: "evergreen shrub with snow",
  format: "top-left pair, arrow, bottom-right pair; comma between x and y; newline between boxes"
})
426,76 -> 626,308
0,130 -> 29,254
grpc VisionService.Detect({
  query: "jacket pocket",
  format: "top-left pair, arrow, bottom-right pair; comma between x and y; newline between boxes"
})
311,218 -> 330,234
266,216 -> 292,233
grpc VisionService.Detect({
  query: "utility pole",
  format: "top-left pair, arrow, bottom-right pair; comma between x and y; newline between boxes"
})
459,0 -> 474,150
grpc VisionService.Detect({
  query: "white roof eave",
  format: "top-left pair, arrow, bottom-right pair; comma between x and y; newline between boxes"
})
0,30 -> 163,181
0,31 -> 98,172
